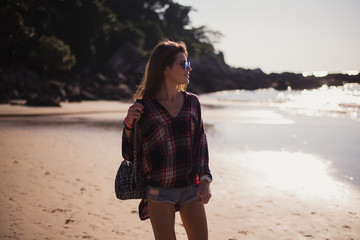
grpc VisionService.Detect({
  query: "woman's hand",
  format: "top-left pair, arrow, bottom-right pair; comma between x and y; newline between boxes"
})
125,102 -> 144,126
197,181 -> 212,204
124,103 -> 144,139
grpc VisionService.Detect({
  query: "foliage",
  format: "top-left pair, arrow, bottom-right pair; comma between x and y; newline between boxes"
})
29,35 -> 76,71
0,0 -> 222,73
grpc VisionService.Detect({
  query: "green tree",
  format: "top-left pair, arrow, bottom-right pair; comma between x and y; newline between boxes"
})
29,35 -> 76,72
163,2 -> 191,38
0,0 -> 222,72
41,0 -> 119,68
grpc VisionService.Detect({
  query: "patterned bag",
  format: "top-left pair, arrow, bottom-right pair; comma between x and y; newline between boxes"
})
115,122 -> 147,200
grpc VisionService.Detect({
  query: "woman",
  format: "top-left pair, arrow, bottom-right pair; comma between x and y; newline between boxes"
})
122,39 -> 212,240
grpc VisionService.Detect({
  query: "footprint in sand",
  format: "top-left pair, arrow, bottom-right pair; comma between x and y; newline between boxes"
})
291,212 -> 301,216
50,208 -> 69,213
65,219 -> 74,224
238,230 -> 248,235
75,233 -> 96,239
90,224 -> 99,230
112,230 -> 125,235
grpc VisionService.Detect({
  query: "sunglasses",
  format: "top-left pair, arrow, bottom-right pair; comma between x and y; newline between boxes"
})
177,61 -> 191,71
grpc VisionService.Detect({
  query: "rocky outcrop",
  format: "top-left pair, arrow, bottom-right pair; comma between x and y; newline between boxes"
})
187,54 -> 360,93
0,42 -> 143,106
26,94 -> 61,107
1,42 -> 359,106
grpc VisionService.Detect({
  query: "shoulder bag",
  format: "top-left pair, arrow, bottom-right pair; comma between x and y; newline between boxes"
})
115,122 -> 147,200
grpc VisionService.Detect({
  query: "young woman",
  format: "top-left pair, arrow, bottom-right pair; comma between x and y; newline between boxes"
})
122,39 -> 212,240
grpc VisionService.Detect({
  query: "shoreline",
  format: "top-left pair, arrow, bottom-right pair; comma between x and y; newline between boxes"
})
0,100 -> 130,117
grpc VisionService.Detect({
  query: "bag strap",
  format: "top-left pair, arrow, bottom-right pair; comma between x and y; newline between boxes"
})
131,98 -> 142,187
131,121 -> 138,187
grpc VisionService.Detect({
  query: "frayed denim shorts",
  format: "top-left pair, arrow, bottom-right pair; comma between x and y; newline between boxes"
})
146,185 -> 199,206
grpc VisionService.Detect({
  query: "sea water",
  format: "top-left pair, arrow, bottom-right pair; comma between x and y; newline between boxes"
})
201,83 -> 360,121
200,83 -> 360,195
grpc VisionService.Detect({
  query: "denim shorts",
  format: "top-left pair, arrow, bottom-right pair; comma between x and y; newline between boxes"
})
146,185 -> 199,205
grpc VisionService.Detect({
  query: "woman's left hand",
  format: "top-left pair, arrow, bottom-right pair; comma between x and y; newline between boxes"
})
197,181 -> 212,204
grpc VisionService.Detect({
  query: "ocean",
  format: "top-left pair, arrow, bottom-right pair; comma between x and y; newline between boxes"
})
201,83 -> 360,121
199,83 -> 360,196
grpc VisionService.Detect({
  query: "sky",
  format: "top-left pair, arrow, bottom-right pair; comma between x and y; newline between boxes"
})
176,0 -> 360,74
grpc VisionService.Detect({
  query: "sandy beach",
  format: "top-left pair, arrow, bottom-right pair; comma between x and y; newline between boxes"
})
0,100 -> 359,240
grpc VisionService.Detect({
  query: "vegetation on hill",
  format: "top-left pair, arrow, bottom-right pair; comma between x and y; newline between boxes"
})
1,0 -> 222,73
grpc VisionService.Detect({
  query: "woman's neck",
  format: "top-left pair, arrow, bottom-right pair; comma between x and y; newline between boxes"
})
156,84 -> 180,102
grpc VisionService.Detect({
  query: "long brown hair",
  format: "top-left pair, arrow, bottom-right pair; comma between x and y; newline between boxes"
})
133,39 -> 188,100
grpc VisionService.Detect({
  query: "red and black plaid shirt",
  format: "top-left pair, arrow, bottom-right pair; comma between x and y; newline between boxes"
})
122,92 -> 211,188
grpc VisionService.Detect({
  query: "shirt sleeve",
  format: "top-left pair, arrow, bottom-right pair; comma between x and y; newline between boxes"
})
193,97 -> 212,179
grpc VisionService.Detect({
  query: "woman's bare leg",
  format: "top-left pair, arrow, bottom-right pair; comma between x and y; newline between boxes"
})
148,200 -> 176,240
179,201 -> 208,240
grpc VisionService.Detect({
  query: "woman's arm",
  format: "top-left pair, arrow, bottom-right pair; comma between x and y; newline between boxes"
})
121,102 -> 144,160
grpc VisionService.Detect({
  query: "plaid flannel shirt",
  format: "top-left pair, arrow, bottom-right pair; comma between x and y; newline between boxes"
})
122,92 -> 211,188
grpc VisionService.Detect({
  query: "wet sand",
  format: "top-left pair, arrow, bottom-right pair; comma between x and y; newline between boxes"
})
0,101 -> 359,239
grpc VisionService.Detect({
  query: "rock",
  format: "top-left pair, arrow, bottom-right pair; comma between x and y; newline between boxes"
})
0,98 -> 10,103
26,94 -> 61,107
65,84 -> 82,102
80,90 -> 98,100
96,84 -> 132,100
46,80 -> 67,100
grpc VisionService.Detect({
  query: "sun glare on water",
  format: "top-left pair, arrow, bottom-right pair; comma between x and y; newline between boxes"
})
241,151 -> 347,199
342,70 -> 359,76
276,84 -> 360,120
302,70 -> 359,77
302,71 -> 328,77
217,150 -> 348,200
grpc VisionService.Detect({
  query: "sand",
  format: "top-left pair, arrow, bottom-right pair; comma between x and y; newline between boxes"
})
0,101 -> 359,240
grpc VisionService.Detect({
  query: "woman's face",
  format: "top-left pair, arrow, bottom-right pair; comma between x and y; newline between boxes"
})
164,52 -> 192,86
